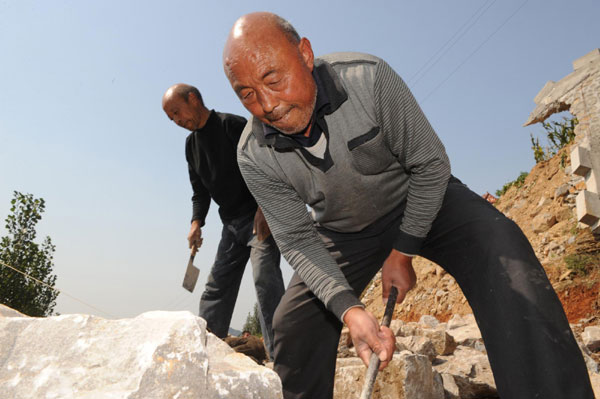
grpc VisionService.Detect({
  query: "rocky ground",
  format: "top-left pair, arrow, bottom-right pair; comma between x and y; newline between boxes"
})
337,146 -> 600,398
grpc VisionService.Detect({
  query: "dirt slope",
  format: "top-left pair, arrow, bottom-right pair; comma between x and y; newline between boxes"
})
362,146 -> 600,328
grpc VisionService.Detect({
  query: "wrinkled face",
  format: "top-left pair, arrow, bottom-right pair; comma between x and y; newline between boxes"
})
163,94 -> 203,132
225,37 -> 317,134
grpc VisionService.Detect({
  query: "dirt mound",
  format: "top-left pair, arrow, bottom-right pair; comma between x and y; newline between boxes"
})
362,146 -> 600,329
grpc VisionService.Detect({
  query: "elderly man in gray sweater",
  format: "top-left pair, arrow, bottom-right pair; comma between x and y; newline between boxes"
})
222,11 -> 594,399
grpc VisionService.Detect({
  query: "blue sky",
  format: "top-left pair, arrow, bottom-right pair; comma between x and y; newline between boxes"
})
1,0 -> 598,328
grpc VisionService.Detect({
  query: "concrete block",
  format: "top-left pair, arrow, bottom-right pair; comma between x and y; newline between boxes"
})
571,145 -> 592,177
576,190 -> 600,226
573,48 -> 600,71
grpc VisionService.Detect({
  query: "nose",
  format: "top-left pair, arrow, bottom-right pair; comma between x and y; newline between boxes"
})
257,90 -> 278,115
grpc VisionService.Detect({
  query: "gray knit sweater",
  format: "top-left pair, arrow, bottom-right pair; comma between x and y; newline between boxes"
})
237,52 -> 451,320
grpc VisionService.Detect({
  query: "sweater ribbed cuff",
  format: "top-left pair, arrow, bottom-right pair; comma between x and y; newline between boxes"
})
327,290 -> 364,322
393,230 -> 426,256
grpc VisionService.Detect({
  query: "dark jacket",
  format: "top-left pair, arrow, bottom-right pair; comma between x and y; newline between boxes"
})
186,111 -> 257,226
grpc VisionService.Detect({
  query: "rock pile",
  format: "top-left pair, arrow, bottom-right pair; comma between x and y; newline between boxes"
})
0,304 -> 282,399
335,314 -> 600,398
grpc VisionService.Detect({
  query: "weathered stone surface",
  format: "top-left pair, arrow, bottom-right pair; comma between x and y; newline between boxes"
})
578,341 -> 599,373
397,322 -> 457,357
555,183 -> 570,198
532,212 -> 558,233
434,346 -> 497,398
0,309 -> 282,398
390,319 -> 405,336
440,373 -> 460,399
396,336 -> 437,361
334,352 -> 444,399
419,315 -> 440,328
582,326 -> 600,352
0,304 -> 25,318
424,328 -> 457,357
446,314 -> 483,350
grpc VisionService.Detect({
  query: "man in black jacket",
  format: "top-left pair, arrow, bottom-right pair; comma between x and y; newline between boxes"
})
162,83 -> 284,358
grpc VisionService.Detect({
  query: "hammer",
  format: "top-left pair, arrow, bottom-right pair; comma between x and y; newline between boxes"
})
359,286 -> 398,399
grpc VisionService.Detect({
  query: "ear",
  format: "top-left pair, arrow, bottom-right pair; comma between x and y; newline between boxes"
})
298,38 -> 314,72
188,92 -> 198,106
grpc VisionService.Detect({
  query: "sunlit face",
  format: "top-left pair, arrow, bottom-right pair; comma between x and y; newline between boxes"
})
225,37 -> 317,134
163,94 -> 204,132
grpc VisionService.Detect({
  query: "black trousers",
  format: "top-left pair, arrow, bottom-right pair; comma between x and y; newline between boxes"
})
272,177 -> 594,399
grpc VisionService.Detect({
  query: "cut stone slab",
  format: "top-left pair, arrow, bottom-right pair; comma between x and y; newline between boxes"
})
0,309 -> 282,399
334,352 -> 444,399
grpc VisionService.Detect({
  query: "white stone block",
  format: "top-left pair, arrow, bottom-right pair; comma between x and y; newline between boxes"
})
576,190 -> 600,226
571,145 -> 592,177
0,309 -> 282,399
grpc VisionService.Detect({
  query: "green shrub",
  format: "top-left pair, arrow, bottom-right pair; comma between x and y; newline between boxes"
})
530,116 -> 578,164
495,172 -> 529,197
564,253 -> 599,276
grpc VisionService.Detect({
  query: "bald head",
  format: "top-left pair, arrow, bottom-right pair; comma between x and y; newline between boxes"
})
162,84 -> 203,108
162,83 -> 209,131
223,13 -> 317,135
225,12 -> 299,51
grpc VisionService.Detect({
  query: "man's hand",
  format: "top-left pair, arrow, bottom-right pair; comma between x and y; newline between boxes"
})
381,249 -> 416,305
343,307 -> 395,371
253,207 -> 271,241
188,220 -> 203,254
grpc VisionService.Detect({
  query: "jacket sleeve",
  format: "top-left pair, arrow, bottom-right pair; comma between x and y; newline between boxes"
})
186,140 -> 211,226
374,60 -> 451,255
237,147 -> 363,321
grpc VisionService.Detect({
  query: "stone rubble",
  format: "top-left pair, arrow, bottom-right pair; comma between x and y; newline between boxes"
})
0,304 -> 282,399
583,325 -> 600,352
336,313 -> 600,398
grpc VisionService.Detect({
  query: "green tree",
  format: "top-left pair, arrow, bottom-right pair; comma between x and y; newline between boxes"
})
0,191 -> 58,316
242,302 -> 262,336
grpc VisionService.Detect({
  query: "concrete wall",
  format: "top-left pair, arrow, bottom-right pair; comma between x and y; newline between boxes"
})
525,48 -> 600,233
